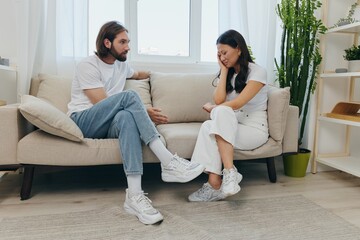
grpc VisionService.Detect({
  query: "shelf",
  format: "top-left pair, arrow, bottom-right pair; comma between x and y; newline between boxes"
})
327,22 -> 360,34
316,156 -> 360,177
319,116 -> 360,127
320,72 -> 360,78
0,65 -> 16,72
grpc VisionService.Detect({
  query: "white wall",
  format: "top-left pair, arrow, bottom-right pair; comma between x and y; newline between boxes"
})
0,0 -> 17,67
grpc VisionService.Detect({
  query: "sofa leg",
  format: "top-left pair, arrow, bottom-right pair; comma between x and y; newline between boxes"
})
266,157 -> 277,183
20,166 -> 35,200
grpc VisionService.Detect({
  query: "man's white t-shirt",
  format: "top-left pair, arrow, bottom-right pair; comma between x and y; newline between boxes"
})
67,55 -> 135,116
226,62 -> 268,112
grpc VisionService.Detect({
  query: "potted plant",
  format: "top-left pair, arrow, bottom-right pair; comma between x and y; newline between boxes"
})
344,45 -> 360,72
330,2 -> 358,28
275,0 -> 327,177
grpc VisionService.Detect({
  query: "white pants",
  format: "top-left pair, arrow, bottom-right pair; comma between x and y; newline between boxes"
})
191,106 -> 269,175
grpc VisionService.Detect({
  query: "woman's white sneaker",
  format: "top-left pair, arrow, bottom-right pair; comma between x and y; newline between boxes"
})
188,182 -> 225,202
221,167 -> 243,197
124,189 -> 164,225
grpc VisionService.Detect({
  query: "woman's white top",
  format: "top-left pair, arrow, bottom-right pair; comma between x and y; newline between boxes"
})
226,62 -> 268,112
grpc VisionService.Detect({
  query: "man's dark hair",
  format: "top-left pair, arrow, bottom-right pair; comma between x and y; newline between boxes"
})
95,21 -> 128,58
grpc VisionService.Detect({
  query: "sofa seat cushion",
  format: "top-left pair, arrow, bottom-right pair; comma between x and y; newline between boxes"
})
157,122 -> 203,159
150,72 -> 216,123
157,123 -> 282,161
233,138 -> 282,160
18,130 -> 161,165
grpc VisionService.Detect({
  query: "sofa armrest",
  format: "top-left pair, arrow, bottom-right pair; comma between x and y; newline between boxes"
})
0,104 -> 35,165
282,105 -> 299,154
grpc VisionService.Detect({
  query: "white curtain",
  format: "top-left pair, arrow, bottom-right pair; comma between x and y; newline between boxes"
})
55,0 -> 88,77
219,0 -> 278,83
15,0 -> 48,96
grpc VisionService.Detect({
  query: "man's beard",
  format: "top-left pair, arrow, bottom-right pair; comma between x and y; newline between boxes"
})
109,46 -> 127,62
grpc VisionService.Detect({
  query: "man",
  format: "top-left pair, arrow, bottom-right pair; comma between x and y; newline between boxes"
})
67,21 -> 204,225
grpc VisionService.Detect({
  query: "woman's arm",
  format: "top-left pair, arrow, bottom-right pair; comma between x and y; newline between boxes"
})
213,55 -> 229,105
222,80 -> 264,110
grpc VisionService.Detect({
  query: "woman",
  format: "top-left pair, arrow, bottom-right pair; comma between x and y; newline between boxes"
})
189,29 -> 269,202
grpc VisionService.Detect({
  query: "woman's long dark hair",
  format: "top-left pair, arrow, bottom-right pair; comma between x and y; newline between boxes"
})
216,30 -> 253,93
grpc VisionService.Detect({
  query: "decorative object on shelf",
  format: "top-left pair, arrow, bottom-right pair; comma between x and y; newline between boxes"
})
0,100 -> 6,106
335,68 -> 348,73
0,56 -> 10,66
344,44 -> 360,72
326,102 -> 360,122
275,0 -> 326,177
330,1 -> 359,29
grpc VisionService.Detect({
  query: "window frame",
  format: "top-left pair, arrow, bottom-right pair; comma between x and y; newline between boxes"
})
126,0 -> 205,64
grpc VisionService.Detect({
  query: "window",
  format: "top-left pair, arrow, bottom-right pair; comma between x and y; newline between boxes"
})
88,0 -> 219,63
137,0 -> 190,57
88,0 -> 125,55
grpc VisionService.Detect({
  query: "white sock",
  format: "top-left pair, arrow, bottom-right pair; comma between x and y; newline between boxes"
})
127,175 -> 142,195
149,137 -> 173,166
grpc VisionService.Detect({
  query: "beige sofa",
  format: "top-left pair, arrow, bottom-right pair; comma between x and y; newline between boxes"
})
0,72 -> 298,200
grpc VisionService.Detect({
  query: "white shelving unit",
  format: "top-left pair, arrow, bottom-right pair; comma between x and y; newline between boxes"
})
0,64 -> 17,104
312,0 -> 360,177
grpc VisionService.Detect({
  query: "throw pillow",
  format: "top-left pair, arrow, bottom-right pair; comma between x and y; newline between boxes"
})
19,95 -> 84,142
36,73 -> 73,113
150,72 -> 217,123
267,86 -> 290,141
124,78 -> 152,108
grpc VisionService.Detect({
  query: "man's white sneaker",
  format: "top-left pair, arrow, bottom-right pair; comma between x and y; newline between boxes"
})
161,154 -> 205,183
221,167 -> 243,197
123,189 -> 164,225
188,182 -> 225,202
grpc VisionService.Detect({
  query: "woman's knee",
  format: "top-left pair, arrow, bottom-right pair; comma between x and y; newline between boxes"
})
211,106 -> 235,118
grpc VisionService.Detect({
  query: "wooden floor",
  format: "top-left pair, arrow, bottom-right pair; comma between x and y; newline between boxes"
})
1,160 -> 360,229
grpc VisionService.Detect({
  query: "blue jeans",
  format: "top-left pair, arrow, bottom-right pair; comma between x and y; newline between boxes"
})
70,90 -> 159,175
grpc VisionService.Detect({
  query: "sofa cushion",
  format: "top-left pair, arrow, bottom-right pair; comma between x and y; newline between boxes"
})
150,72 -> 216,123
19,95 -> 84,142
124,78 -> 152,108
267,86 -> 290,142
157,122 -> 202,159
17,129 -> 163,165
36,73 -> 72,113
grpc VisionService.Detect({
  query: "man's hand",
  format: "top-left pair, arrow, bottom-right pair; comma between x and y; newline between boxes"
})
203,102 -> 216,113
147,107 -> 169,124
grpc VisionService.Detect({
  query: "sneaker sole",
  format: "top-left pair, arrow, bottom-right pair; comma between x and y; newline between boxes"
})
188,194 -> 225,202
222,185 -> 241,197
124,202 -> 164,225
162,165 -> 205,183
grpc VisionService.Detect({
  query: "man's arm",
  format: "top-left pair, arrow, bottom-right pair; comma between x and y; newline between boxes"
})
147,107 -> 169,125
83,88 -> 107,104
131,71 -> 150,80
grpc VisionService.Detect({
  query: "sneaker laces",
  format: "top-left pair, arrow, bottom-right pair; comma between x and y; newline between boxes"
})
133,193 -> 157,213
170,154 -> 191,170
197,183 -> 213,197
222,168 -> 237,184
